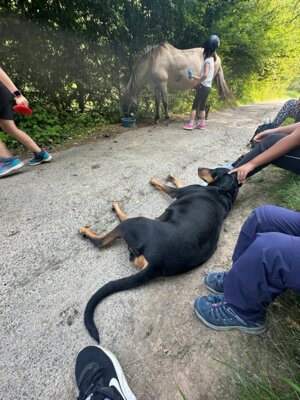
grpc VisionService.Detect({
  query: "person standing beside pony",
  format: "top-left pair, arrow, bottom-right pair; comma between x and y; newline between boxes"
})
183,35 -> 220,131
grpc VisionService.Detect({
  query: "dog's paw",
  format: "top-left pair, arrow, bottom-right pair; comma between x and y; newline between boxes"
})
166,174 -> 175,183
79,225 -> 91,237
112,202 -> 120,212
149,177 -> 158,186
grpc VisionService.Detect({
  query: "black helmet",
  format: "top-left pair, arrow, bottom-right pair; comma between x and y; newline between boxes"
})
208,35 -> 220,51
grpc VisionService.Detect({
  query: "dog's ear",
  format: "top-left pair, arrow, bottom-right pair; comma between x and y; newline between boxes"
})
198,167 -> 215,183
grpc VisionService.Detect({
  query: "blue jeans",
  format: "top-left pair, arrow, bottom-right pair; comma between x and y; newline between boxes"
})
224,205 -> 300,322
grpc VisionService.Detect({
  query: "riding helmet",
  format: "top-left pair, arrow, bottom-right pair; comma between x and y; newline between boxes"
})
208,35 -> 220,51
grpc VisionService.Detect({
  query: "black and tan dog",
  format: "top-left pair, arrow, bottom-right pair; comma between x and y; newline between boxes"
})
80,167 -> 239,342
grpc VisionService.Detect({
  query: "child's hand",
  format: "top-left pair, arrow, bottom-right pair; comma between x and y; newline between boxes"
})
188,68 -> 194,80
253,130 -> 272,143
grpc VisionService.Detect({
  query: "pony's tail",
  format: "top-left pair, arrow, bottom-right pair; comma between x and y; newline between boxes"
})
215,64 -> 235,104
84,267 -> 155,343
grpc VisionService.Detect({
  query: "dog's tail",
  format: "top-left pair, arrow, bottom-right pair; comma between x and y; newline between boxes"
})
84,267 -> 155,343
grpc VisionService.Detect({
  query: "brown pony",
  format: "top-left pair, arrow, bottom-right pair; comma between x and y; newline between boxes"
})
122,42 -> 233,121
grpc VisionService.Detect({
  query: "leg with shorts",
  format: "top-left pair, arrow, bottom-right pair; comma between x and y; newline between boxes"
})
0,82 -> 51,175
183,84 -> 211,130
0,92 -> 25,177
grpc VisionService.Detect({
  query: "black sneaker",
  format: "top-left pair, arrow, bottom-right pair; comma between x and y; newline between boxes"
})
75,346 -> 136,400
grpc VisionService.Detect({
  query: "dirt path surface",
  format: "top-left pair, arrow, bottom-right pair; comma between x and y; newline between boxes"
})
1,101 -> 283,400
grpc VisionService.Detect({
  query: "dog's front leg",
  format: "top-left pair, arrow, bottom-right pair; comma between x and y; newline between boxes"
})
166,174 -> 184,188
149,177 -> 177,198
112,202 -> 128,222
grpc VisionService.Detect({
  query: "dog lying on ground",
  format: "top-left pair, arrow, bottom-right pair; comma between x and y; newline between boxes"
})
80,167 -> 239,343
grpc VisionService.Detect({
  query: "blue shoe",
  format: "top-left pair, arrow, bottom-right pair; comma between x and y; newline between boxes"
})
205,271 -> 226,294
27,151 -> 52,166
0,158 -> 25,177
194,294 -> 266,334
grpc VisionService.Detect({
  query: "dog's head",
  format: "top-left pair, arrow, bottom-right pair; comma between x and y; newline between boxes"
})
198,167 -> 240,197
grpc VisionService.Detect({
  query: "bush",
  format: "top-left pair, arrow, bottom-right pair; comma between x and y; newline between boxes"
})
0,104 -> 108,150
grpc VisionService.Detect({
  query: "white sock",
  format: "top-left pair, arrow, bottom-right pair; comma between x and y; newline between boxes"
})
199,119 -> 205,125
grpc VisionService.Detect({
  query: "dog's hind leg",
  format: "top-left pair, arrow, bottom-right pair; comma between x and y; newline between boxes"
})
79,225 -> 122,248
112,202 -> 127,221
149,177 -> 178,198
167,174 -> 184,188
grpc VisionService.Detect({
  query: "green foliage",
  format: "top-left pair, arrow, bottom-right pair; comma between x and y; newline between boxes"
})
1,0 -> 299,128
0,105 -> 107,149
177,385 -> 190,400
267,173 -> 300,210
229,290 -> 300,399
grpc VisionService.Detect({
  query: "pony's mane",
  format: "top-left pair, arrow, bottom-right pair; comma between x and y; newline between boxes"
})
132,41 -> 173,71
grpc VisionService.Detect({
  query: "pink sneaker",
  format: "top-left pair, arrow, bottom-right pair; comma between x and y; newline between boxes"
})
183,121 -> 195,130
197,122 -> 205,130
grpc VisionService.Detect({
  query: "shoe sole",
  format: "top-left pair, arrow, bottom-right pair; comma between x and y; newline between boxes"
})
27,155 -> 52,166
100,346 -> 137,400
194,307 -> 266,334
0,161 -> 25,177
183,127 -> 194,130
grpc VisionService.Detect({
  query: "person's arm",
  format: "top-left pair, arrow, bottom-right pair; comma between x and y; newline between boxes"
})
254,121 -> 300,143
229,125 -> 300,183
0,68 -> 19,92
193,63 -> 210,82
0,67 -> 28,105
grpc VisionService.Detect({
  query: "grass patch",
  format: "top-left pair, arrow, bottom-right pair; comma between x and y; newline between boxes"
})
225,172 -> 300,399
177,386 -> 190,400
266,173 -> 300,210
228,289 -> 300,399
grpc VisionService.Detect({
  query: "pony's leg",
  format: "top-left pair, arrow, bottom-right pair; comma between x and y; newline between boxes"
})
149,177 -> 178,198
160,81 -> 169,121
154,87 -> 161,122
167,174 -> 184,188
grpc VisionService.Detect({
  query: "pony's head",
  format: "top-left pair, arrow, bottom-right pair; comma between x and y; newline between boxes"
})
122,94 -> 138,117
